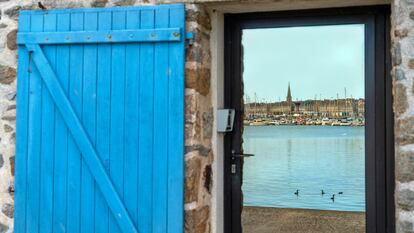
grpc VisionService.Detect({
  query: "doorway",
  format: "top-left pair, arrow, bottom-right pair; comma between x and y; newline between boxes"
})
223,6 -> 394,233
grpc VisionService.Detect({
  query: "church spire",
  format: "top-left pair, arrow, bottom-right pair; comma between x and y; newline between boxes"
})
286,82 -> 293,113
287,82 -> 292,103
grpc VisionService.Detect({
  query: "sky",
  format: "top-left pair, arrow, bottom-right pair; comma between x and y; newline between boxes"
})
242,24 -> 365,103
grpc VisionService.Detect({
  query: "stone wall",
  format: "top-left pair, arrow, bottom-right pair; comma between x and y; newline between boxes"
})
2,0 -> 414,233
392,0 -> 414,232
184,3 -> 213,233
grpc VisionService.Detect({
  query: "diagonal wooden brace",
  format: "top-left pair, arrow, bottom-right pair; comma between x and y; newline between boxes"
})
25,44 -> 138,233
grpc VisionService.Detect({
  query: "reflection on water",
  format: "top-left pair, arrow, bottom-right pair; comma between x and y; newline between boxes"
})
242,125 -> 365,212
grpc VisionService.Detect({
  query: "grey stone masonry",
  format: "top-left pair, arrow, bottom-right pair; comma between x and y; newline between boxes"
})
0,0 -> 413,232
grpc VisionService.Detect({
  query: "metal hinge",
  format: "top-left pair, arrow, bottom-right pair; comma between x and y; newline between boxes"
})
185,32 -> 194,45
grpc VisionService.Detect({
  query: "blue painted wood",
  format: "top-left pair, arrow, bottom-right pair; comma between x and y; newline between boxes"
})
26,43 -> 138,233
19,4 -> 183,15
14,13 -> 30,233
39,12 -> 57,233
138,9 -> 155,233
66,12 -> 83,233
153,7 -> 169,233
26,13 -> 43,233
95,10 -> 112,233
109,10 -> 127,233
81,11 -> 98,233
16,5 -> 185,233
168,6 -> 185,233
52,13 -> 70,233
17,28 -> 182,44
124,9 -> 140,226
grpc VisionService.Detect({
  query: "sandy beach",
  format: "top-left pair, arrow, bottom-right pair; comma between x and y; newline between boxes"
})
242,206 -> 365,233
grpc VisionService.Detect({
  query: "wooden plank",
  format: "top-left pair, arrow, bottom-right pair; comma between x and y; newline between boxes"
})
152,7 -> 169,233
80,11 -> 98,233
18,4 -> 184,15
26,13 -> 43,233
26,43 -> 138,233
39,12 -> 57,233
15,13 -> 31,233
109,10 -> 127,233
124,9 -> 140,226
95,11 -> 112,233
66,12 -> 83,233
167,6 -> 185,233
137,9 -> 155,233
52,13 -> 70,233
17,28 -> 182,44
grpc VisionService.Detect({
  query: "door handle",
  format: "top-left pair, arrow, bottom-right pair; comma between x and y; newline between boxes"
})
232,150 -> 255,158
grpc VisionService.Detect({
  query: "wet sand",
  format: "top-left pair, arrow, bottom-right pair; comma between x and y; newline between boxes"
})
242,206 -> 365,233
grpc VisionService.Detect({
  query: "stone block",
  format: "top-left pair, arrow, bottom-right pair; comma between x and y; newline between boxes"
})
396,117 -> 414,146
3,124 -> 13,133
0,65 -> 16,85
185,206 -> 210,233
2,109 -> 16,122
9,156 -> 14,176
6,29 -> 17,51
0,223 -> 9,233
1,203 -> 13,219
110,0 -> 136,5
393,43 -> 402,66
395,67 -> 406,81
0,154 -> 3,169
395,28 -> 409,38
396,149 -> 414,182
394,83 -> 408,116
185,156 -> 201,203
185,144 -> 210,157
91,0 -> 108,7
4,4 -> 37,20
186,68 -> 211,96
397,189 -> 414,211
202,109 -> 213,139
186,8 -> 211,30
397,219 -> 414,233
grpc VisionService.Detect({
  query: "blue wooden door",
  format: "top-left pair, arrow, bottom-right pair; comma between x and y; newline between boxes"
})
15,5 -> 185,233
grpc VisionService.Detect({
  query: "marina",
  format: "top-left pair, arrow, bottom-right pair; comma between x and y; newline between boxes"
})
244,116 -> 365,126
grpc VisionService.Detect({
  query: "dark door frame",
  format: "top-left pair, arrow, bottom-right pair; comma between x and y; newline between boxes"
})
223,5 -> 394,233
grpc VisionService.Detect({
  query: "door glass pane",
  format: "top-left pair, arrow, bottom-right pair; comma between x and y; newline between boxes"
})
241,24 -> 366,233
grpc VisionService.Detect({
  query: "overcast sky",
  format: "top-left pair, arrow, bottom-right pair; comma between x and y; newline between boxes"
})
242,24 -> 365,102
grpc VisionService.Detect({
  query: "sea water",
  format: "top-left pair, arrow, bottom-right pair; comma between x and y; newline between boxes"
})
242,125 -> 365,212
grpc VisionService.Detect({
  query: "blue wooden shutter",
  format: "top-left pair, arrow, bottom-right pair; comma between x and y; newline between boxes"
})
15,5 -> 185,233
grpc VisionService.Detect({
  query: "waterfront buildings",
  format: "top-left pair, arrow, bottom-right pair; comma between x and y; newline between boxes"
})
244,83 -> 365,125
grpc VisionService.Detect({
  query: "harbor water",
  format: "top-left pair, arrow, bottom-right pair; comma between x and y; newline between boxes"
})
242,125 -> 365,212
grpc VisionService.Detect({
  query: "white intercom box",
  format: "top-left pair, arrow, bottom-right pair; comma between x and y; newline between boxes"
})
217,109 -> 235,132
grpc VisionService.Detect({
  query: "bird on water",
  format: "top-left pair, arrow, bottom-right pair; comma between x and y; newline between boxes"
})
338,192 -> 343,195
321,190 -> 325,195
294,190 -> 299,196
330,194 -> 335,202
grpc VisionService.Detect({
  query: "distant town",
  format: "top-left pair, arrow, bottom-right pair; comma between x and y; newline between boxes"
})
244,83 -> 365,126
